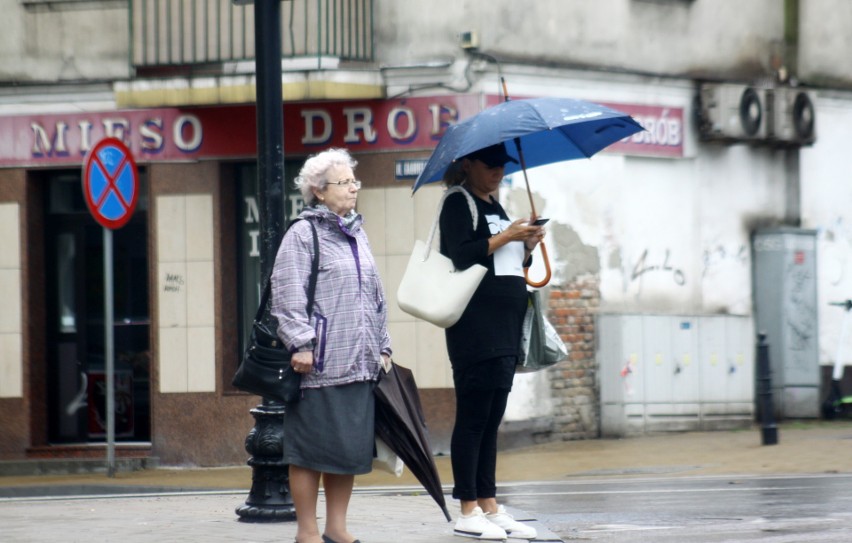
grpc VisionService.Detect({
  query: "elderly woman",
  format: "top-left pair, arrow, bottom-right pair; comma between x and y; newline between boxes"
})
271,148 -> 391,543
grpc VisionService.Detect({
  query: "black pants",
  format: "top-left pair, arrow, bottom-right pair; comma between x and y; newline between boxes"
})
450,386 -> 511,501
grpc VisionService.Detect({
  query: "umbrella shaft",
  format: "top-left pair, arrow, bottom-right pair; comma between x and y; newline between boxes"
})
510,137 -> 537,218
523,167 -> 536,217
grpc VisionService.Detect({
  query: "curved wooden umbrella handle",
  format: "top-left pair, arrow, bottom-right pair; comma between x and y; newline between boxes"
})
525,240 -> 552,288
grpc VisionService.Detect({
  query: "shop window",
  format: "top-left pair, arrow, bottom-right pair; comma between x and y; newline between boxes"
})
43,170 -> 151,443
234,162 -> 306,359
237,164 -> 262,354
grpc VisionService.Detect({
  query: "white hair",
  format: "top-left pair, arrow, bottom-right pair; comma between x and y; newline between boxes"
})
294,148 -> 358,206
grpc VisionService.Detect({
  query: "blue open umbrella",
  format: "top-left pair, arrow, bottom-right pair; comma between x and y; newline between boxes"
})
414,96 -> 644,190
413,94 -> 644,286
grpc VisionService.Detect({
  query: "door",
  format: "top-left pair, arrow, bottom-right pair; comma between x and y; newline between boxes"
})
45,172 -> 150,444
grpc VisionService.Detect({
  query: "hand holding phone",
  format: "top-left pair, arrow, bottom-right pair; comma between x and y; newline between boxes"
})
531,218 -> 549,226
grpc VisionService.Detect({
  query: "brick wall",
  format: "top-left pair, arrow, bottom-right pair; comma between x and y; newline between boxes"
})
544,274 -> 600,441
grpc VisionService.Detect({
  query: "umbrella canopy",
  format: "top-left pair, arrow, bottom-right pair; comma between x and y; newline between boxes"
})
413,97 -> 645,191
374,362 -> 451,522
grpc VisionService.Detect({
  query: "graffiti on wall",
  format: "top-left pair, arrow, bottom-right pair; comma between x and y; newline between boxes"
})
785,260 -> 817,368
702,244 -> 749,278
163,273 -> 184,293
602,245 -> 688,302
630,248 -> 686,288
699,240 -> 751,314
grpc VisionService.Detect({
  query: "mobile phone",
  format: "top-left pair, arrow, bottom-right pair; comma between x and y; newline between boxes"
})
532,218 -> 549,226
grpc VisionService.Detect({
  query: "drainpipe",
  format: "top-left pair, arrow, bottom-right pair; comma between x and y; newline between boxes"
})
784,0 -> 799,79
783,0 -> 801,226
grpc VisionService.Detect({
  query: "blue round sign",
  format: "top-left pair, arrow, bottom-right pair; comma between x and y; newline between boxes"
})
82,138 -> 139,229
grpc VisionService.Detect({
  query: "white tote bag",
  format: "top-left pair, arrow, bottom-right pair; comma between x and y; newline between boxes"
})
397,187 -> 487,328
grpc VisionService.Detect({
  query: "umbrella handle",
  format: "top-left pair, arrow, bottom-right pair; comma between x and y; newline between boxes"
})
504,76 -> 550,287
525,240 -> 552,288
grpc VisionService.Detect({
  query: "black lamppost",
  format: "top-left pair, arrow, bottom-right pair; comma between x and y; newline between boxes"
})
234,0 -> 296,521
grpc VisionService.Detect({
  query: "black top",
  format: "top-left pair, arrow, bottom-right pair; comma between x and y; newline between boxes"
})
439,187 -> 529,369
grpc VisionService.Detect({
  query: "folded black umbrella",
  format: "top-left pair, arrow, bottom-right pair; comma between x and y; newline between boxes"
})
374,362 -> 452,522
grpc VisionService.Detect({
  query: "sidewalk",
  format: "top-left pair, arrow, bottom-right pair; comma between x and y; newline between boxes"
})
2,421 -> 852,542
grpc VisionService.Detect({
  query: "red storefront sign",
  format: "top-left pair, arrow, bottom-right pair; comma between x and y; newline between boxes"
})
601,103 -> 684,158
482,94 -> 684,158
0,94 -> 683,168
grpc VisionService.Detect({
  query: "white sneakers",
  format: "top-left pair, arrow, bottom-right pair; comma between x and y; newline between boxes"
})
453,505 -> 537,540
454,507 -> 507,540
486,505 -> 538,540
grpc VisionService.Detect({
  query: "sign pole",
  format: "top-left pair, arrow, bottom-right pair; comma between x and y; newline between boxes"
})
82,137 -> 139,478
104,227 -> 116,477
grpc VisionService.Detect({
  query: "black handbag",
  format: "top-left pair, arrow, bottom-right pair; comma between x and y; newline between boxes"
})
232,221 -> 319,403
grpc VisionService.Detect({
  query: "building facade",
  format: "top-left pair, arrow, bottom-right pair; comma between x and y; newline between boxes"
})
2,0 -> 852,466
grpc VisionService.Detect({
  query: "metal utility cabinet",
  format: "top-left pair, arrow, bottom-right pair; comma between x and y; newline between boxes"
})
752,227 -> 819,418
598,314 -> 754,437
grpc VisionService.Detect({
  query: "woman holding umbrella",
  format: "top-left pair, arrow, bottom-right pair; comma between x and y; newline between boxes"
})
440,142 -> 543,540
271,148 -> 392,543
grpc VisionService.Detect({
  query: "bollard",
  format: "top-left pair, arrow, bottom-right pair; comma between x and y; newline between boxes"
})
756,332 -> 779,445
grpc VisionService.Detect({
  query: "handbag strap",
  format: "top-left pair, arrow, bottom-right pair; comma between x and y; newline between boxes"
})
422,185 -> 478,260
255,219 -> 320,322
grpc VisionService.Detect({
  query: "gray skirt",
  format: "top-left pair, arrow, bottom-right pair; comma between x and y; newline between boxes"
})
282,380 -> 376,475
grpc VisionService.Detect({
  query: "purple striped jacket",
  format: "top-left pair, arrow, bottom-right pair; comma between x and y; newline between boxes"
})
270,207 -> 391,389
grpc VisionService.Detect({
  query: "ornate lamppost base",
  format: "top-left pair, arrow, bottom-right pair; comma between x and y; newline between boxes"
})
235,402 -> 297,522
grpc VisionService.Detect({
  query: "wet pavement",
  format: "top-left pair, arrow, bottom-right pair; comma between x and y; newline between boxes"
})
2,421 -> 852,542
505,474 -> 852,541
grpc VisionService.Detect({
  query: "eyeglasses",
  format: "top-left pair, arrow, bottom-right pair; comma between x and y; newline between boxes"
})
328,178 -> 362,189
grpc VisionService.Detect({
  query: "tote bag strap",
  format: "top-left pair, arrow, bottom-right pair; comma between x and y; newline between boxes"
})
422,185 -> 478,260
255,219 -> 320,322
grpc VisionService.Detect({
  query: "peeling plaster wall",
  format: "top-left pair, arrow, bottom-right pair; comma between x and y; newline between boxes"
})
494,80 -> 852,430
499,104 -> 786,318
801,92 -> 852,367
488,72 -> 852,434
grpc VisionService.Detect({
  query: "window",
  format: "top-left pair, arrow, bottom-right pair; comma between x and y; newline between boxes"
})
234,161 -> 306,357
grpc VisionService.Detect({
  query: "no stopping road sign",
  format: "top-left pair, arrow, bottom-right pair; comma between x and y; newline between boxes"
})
83,138 -> 139,230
